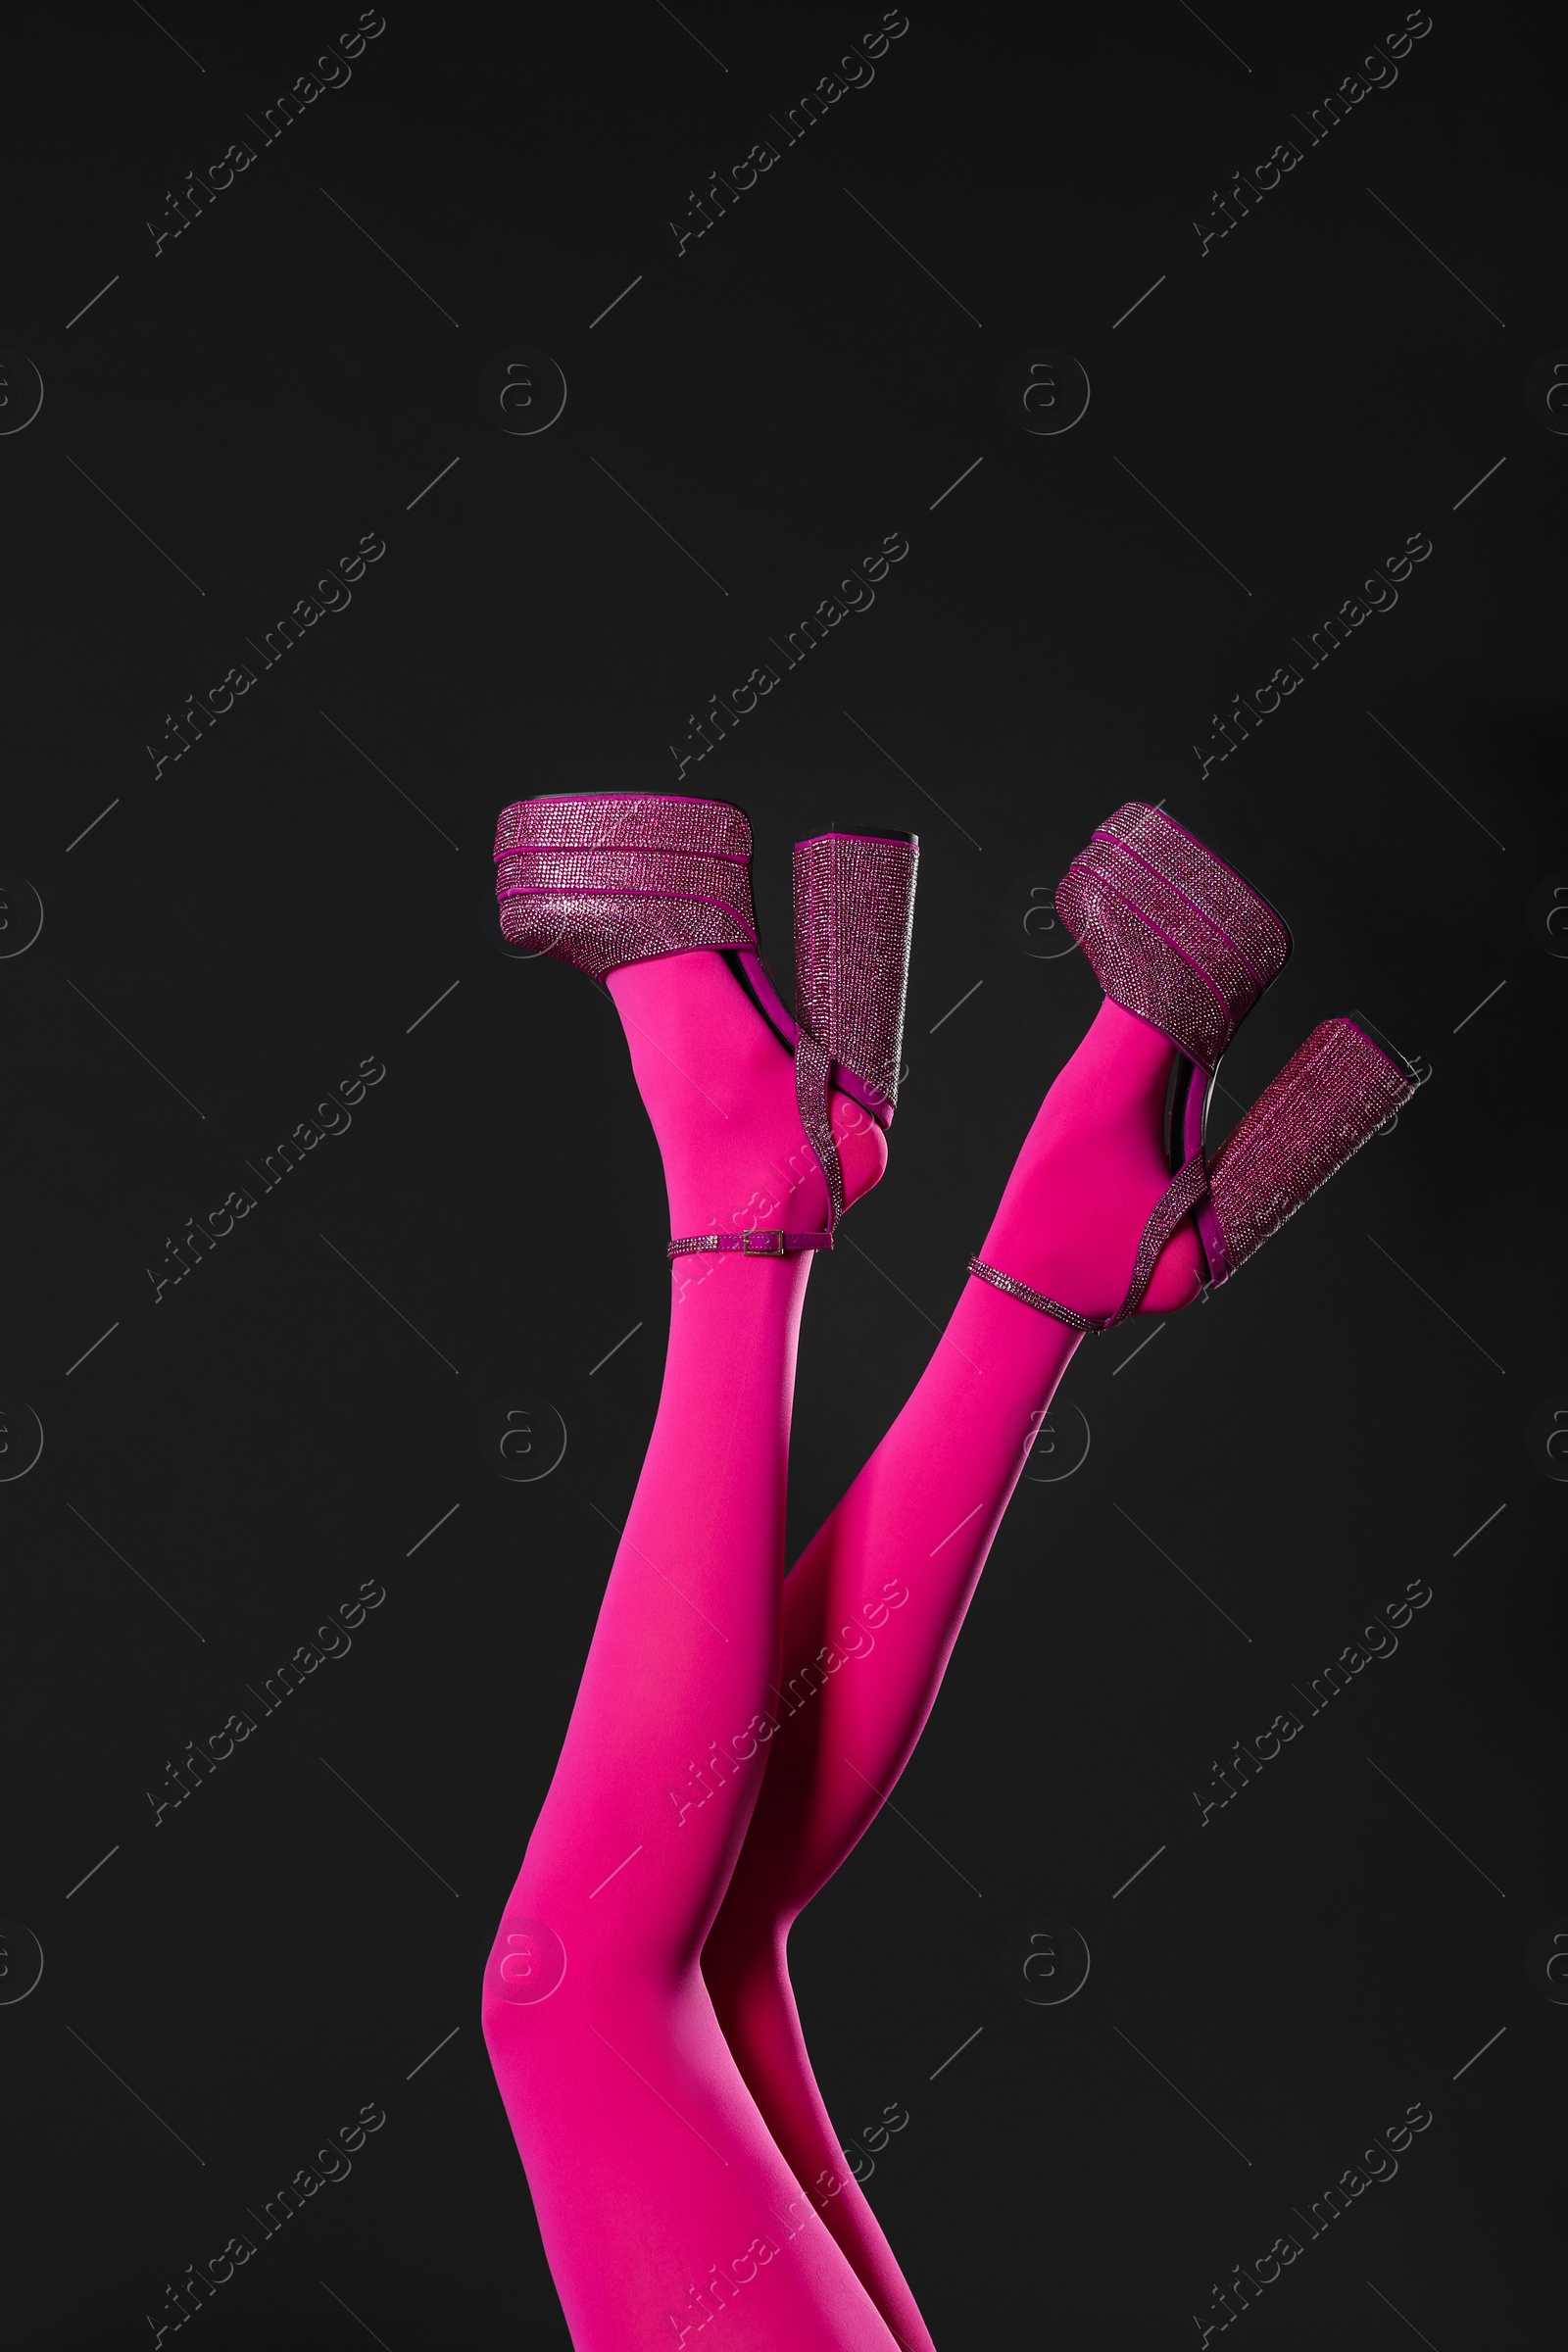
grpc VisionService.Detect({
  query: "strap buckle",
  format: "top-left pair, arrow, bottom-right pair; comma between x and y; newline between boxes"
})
740,1228 -> 787,1256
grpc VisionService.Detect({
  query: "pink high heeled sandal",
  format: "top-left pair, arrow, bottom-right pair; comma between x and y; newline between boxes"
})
493,792 -> 918,1258
968,802 -> 1423,1326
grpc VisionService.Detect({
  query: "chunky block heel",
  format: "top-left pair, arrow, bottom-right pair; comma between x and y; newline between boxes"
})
790,829 -> 918,1232
1200,1017 -> 1415,1286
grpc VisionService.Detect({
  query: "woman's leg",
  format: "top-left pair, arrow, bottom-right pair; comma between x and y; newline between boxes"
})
480,950 -> 901,2352
704,1000 -> 1202,2348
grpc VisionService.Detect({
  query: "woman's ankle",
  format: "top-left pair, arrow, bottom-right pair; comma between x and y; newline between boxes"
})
980,1000 -> 1205,1321
608,951 -> 886,1240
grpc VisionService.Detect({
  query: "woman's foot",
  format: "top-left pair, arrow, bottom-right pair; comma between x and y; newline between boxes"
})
609,951 -> 887,1243
979,999 -> 1207,1322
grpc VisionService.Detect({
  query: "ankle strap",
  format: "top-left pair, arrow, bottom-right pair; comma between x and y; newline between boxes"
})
968,1151 -> 1211,1332
668,1229 -> 834,1260
966,1258 -> 1105,1331
1110,1151 -> 1208,1323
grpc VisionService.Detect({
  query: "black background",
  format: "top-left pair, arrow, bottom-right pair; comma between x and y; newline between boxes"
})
3,3 -> 1561,2345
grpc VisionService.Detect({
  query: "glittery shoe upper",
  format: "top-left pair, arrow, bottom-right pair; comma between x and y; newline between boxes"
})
494,793 -> 758,980
1203,1017 -> 1413,1282
792,832 -> 919,1120
1055,803 -> 1292,1072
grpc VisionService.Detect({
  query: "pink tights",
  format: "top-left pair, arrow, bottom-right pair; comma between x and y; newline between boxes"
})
481,954 -> 1199,2350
